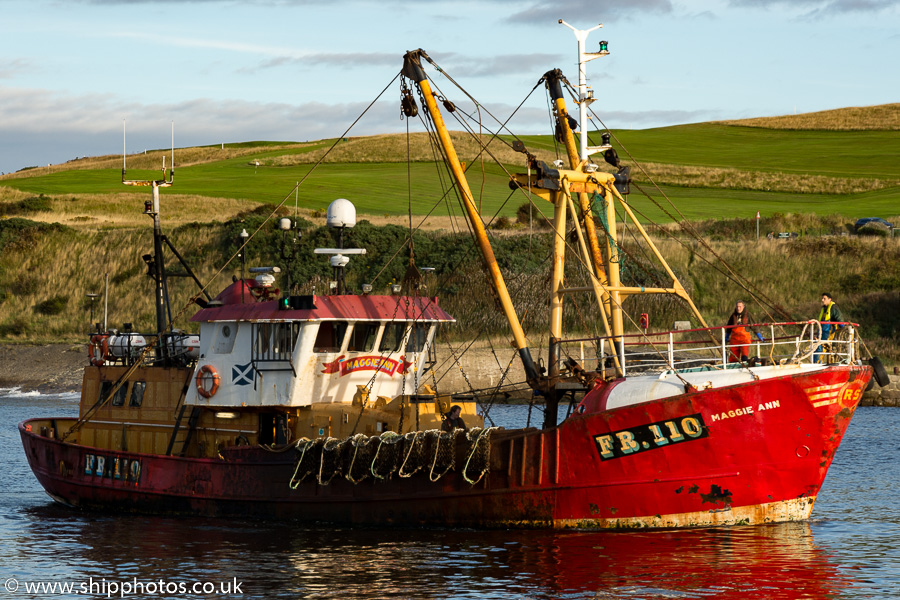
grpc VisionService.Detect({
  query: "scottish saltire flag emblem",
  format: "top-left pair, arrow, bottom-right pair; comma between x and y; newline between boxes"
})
232,362 -> 255,385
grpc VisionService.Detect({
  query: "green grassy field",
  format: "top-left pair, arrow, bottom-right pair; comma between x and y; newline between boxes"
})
611,124 -> 900,179
3,122 -> 898,223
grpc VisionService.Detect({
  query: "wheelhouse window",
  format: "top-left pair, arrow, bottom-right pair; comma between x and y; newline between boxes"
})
379,322 -> 407,353
406,323 -> 432,353
111,382 -> 128,407
129,381 -> 146,407
313,321 -> 348,353
99,380 -> 112,404
348,322 -> 378,353
253,322 -> 302,362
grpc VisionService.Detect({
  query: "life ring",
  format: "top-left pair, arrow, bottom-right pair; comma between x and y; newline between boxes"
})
196,365 -> 220,398
88,334 -> 110,367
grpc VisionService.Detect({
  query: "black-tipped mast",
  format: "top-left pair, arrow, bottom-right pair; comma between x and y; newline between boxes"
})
122,121 -> 176,363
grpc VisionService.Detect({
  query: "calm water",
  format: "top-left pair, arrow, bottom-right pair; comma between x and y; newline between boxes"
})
2,388 -> 898,599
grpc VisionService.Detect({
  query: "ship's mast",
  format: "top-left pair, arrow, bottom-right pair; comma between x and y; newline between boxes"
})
552,22 -> 709,342
558,20 -> 609,163
122,121 -> 175,362
542,69 -> 617,342
554,22 -> 627,341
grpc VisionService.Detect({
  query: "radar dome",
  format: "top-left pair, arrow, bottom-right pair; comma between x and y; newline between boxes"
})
327,198 -> 356,229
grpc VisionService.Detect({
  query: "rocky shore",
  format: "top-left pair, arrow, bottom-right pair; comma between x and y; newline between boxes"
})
861,372 -> 900,407
1,344 -> 897,407
0,344 -> 86,392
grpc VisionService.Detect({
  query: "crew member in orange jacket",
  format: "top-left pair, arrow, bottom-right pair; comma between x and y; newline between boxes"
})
725,300 -> 763,363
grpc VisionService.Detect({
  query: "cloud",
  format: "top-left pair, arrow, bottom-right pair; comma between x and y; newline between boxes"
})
0,59 -> 31,80
0,86 -> 400,172
438,53 -> 564,78
57,0 -> 329,4
255,52 -> 400,72
107,30 -> 302,57
507,0 -> 674,25
728,0 -> 899,13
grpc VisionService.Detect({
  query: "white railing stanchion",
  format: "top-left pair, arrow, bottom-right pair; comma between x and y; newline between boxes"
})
722,327 -> 728,368
770,325 -> 775,360
668,332 -> 674,369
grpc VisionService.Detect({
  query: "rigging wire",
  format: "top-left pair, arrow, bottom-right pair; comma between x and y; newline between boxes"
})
183,72 -> 402,312
556,73 -> 787,321
572,94 -> 793,322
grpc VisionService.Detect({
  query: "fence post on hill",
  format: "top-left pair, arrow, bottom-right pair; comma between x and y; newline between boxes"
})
756,211 -> 760,241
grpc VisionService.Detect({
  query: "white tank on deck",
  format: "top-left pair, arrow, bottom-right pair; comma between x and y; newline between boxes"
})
168,333 -> 201,359
107,334 -> 148,360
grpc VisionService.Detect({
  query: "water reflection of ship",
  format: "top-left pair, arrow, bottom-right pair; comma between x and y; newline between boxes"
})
503,523 -> 851,598
25,502 -> 851,599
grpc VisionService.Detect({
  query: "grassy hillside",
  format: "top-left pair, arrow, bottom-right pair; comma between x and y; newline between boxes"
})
718,103 -> 900,130
3,111 -> 899,222
0,210 -> 897,363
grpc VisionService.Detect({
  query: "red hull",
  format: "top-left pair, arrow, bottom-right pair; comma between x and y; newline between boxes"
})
19,365 -> 867,528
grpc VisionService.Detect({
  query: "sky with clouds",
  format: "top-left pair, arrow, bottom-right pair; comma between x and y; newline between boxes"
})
0,0 -> 897,174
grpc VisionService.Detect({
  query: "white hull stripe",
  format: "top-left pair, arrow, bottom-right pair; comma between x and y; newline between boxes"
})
804,382 -> 843,407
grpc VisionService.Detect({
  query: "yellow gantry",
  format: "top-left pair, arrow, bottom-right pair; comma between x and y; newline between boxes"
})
403,49 -> 707,384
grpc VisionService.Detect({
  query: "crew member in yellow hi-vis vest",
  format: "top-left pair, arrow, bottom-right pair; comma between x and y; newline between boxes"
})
815,292 -> 844,364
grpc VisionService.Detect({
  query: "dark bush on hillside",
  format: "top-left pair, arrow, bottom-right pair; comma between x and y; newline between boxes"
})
0,317 -> 30,336
845,291 -> 900,341
36,294 -> 68,316
111,265 -> 143,285
22,194 -> 52,212
3,194 -> 53,215
696,218 -> 757,241
787,236 -> 868,259
218,216 -> 554,296
516,203 -> 552,229
0,218 -> 70,252
856,223 -> 891,237
10,275 -> 39,296
490,216 -> 514,230
765,213 -> 851,237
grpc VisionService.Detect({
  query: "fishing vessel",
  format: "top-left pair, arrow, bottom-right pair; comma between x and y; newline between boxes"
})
19,24 -> 888,528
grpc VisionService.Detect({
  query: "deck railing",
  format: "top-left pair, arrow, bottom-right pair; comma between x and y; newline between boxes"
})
561,321 -> 859,376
